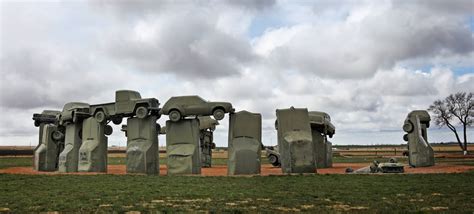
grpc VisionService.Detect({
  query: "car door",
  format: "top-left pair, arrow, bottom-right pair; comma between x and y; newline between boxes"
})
185,97 -> 208,115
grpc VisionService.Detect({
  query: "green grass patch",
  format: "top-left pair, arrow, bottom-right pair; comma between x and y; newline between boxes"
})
0,173 -> 473,212
0,157 -> 32,169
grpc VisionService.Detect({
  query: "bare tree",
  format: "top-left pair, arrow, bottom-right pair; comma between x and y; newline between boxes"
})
428,92 -> 473,155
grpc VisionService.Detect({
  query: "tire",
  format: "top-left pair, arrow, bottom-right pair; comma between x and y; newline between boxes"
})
151,109 -> 161,119
95,110 -> 106,123
403,121 -> 413,133
104,125 -> 113,135
135,106 -> 149,119
112,117 -> 123,125
52,131 -> 64,141
268,154 -> 279,166
169,110 -> 181,122
212,108 -> 225,120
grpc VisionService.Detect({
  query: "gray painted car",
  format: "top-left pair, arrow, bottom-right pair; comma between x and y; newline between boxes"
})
33,110 -> 61,127
90,90 -> 160,124
58,102 -> 90,125
160,95 -> 234,122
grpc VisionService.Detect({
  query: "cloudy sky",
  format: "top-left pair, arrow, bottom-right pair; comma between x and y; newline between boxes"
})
1,0 -> 473,147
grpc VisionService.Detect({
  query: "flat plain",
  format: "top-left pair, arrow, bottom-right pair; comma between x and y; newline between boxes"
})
0,146 -> 473,213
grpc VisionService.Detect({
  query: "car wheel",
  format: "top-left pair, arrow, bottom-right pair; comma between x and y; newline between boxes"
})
403,121 -> 413,133
104,125 -> 113,135
136,106 -> 149,119
169,110 -> 181,122
112,117 -> 123,125
151,109 -> 161,119
403,134 -> 409,142
268,154 -> 279,166
95,111 -> 106,123
212,108 -> 225,120
52,131 -> 64,141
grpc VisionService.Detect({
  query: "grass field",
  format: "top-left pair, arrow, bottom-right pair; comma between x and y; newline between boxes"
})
1,155 -> 473,212
1,172 -> 473,212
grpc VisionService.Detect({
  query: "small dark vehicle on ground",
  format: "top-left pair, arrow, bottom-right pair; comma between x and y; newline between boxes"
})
347,158 -> 404,174
160,96 -> 234,122
90,90 -> 160,124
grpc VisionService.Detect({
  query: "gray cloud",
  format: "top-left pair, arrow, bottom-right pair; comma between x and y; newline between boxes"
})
254,0 -> 474,79
225,0 -> 276,10
1,1 -> 473,146
95,0 -> 276,15
0,49 -> 112,110
106,14 -> 257,79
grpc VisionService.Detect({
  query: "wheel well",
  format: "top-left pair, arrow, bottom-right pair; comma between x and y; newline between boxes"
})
94,108 -> 104,115
169,108 -> 181,115
133,103 -> 149,113
212,106 -> 225,113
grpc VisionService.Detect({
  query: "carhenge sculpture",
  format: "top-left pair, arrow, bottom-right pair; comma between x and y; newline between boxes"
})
78,117 -> 113,172
121,116 -> 160,175
275,107 -> 316,173
166,119 -> 201,175
308,111 -> 335,168
228,111 -> 262,175
402,110 -> 435,167
32,110 -> 64,171
58,102 -> 90,172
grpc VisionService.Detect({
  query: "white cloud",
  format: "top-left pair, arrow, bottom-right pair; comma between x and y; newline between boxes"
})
0,0 -> 473,147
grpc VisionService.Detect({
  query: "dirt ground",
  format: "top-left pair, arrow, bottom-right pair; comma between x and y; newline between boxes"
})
1,163 -> 472,176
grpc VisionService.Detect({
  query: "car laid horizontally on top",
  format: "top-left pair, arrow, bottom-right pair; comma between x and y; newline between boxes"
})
160,95 -> 234,122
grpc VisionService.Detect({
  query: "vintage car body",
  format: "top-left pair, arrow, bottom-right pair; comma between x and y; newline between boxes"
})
308,111 -> 335,137
32,110 -> 61,127
59,102 -> 90,125
160,95 -> 234,122
90,90 -> 160,124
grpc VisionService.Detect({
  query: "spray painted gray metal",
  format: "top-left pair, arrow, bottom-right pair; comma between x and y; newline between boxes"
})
78,118 -> 110,172
309,111 -> 335,168
276,107 -> 316,173
326,141 -> 333,167
228,111 -> 262,175
58,102 -> 90,126
403,110 -> 434,167
166,119 -> 201,175
124,116 -> 160,175
34,124 -> 63,171
58,122 -> 82,172
160,96 -> 234,122
32,110 -> 61,127
349,158 -> 404,174
198,116 -> 218,168
308,111 -> 335,138
265,145 -> 281,167
32,110 -> 63,171
90,90 -> 160,124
